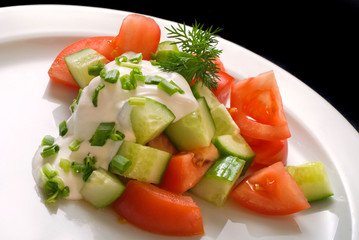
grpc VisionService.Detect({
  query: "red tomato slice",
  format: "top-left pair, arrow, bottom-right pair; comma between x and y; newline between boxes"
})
243,135 -> 288,169
113,180 -> 204,236
213,57 -> 226,72
230,71 -> 291,141
212,70 -> 236,104
110,14 -> 161,60
229,162 -> 310,215
48,36 -> 113,88
160,144 -> 219,194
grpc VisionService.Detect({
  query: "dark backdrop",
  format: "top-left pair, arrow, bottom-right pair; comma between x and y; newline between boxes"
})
2,0 -> 358,131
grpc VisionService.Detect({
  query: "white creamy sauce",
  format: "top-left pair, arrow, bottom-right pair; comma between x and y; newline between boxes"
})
32,53 -> 198,200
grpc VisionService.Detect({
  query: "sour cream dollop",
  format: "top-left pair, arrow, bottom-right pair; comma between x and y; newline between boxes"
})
32,53 -> 198,199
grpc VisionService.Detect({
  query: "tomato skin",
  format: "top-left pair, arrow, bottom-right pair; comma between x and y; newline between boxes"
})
48,36 -> 113,88
243,135 -> 288,169
229,162 -> 310,215
212,70 -> 236,104
113,180 -> 204,236
230,71 -> 291,141
147,133 -> 178,155
110,14 -> 161,60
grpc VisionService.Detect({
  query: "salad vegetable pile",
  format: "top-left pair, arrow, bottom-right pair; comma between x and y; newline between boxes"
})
33,13 -> 334,236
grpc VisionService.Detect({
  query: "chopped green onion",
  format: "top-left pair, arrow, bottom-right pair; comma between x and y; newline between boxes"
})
109,130 -> 125,141
129,53 -> 143,64
88,61 -> 105,76
41,144 -> 60,158
119,62 -> 143,69
43,177 -> 69,204
100,69 -> 120,83
144,75 -> 165,85
89,122 -> 115,146
59,158 -> 71,173
59,120 -> 68,137
150,60 -> 160,66
41,135 -> 55,146
170,80 -> 185,94
92,83 -> 105,107
70,89 -> 82,112
130,68 -> 146,82
115,55 -> 128,65
42,163 -> 58,179
71,154 -> 97,181
158,79 -> 179,96
120,74 -> 137,90
110,155 -> 131,174
128,97 -> 146,106
69,139 -> 82,152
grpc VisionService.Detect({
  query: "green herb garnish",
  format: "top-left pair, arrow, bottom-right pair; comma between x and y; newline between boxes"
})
70,154 -> 97,181
159,22 -> 222,90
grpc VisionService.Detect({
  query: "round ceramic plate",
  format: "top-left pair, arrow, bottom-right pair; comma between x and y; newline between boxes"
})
0,5 -> 358,240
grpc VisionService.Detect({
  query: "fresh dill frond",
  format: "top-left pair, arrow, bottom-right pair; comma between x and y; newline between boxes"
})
159,22 -> 223,90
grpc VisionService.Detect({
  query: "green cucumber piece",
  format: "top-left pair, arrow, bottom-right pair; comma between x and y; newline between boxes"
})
80,168 -> 126,208
286,162 -> 334,202
211,104 -> 240,137
191,82 -> 239,136
130,97 -> 175,145
64,48 -> 107,88
191,81 -> 221,110
152,41 -> 179,62
113,141 -> 171,184
165,97 -> 215,151
191,156 -> 245,206
212,134 -> 255,175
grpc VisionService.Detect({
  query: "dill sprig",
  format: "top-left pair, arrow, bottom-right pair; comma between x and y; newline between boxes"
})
159,22 -> 223,90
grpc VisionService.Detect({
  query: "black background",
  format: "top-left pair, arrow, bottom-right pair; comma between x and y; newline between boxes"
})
2,1 -> 359,131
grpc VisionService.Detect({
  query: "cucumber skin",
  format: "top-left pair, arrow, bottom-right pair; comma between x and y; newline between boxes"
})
286,162 -> 334,202
152,41 -> 179,62
191,81 -> 221,110
80,168 -> 126,208
165,97 -> 215,151
130,97 -> 175,145
191,156 -> 245,207
115,141 -> 171,184
212,134 -> 255,176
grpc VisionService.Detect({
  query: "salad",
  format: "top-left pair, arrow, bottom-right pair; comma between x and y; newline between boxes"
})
32,13 -> 334,236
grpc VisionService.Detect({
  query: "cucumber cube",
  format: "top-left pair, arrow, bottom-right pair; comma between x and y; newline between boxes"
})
64,48 -> 107,88
114,141 -> 171,184
165,97 -> 215,151
191,156 -> 245,206
286,162 -> 334,202
80,168 -> 126,208
130,97 -> 175,145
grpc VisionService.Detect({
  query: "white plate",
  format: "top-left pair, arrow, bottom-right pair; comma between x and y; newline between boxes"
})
0,5 -> 358,240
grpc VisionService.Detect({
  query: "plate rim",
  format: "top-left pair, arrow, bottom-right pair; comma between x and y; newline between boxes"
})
1,4 -> 358,240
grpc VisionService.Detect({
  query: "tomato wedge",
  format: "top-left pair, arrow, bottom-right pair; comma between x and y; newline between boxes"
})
48,36 -> 113,88
230,71 -> 291,141
229,162 -> 310,215
110,14 -> 161,60
212,70 -> 236,104
243,135 -> 288,169
160,144 -> 219,194
113,180 -> 204,236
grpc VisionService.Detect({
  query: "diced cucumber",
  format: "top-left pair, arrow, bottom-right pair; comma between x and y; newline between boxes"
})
191,82 -> 239,136
211,104 -> 239,137
286,162 -> 334,202
165,97 -> 215,151
191,81 -> 221,110
130,97 -> 175,145
212,134 -> 255,175
152,41 -> 179,62
64,48 -> 107,88
191,156 -> 245,206
113,141 -> 171,184
80,168 -> 126,208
